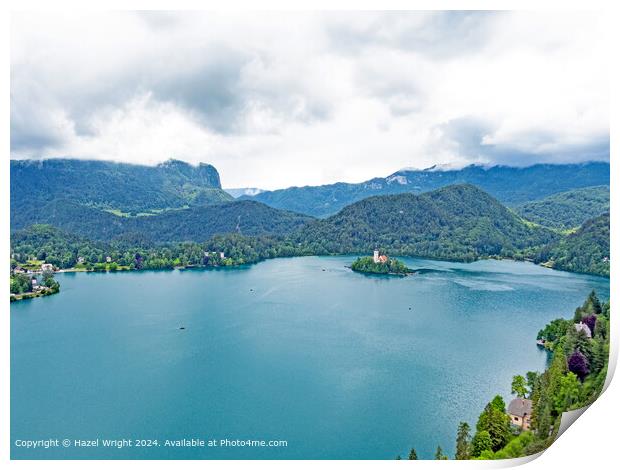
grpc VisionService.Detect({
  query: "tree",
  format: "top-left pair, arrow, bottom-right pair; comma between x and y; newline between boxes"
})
408,448 -> 418,460
455,422 -> 471,460
490,395 -> 506,412
537,318 -> 571,343
471,431 -> 493,457
563,328 -> 592,360
511,375 -> 528,398
553,372 -> 581,413
593,315 -> 608,340
587,290 -> 602,315
525,371 -> 540,398
10,273 -> 32,294
590,340 -> 607,376
43,275 -> 60,293
434,446 -> 448,460
476,397 -> 511,451
568,350 -> 590,381
134,253 -> 144,269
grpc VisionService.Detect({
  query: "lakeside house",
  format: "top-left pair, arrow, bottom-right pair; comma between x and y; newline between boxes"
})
41,263 -> 54,272
203,251 -> 226,261
106,256 -> 112,263
574,322 -> 592,338
373,250 -> 388,264
507,397 -> 532,430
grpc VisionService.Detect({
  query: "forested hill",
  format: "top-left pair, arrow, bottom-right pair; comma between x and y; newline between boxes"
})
10,185 -> 609,276
293,184 -> 559,261
11,198 -> 314,243
535,213 -> 610,276
10,158 -> 233,214
242,162 -> 610,217
514,186 -> 609,230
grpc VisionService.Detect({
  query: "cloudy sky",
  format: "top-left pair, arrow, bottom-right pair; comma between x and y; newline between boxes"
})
11,11 -> 609,189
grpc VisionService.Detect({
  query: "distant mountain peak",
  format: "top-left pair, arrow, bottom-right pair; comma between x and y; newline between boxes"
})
246,161 -> 609,218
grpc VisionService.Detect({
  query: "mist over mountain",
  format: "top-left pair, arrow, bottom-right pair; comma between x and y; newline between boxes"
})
225,188 -> 265,198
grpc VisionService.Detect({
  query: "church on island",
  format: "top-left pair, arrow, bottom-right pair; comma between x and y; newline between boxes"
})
373,250 -> 388,264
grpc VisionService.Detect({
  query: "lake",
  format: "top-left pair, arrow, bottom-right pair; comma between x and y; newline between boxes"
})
10,256 -> 609,459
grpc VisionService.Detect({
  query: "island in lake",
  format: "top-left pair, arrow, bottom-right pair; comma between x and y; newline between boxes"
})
350,250 -> 412,275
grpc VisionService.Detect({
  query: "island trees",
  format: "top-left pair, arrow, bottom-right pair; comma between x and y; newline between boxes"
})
350,256 -> 411,275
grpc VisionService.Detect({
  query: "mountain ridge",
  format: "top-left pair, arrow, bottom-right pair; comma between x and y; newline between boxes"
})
10,158 -> 233,215
242,161 -> 610,217
11,197 -> 314,243
293,183 -> 559,261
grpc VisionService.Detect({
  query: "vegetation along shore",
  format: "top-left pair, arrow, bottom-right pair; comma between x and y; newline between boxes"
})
9,160 -> 610,301
398,291 -> 610,460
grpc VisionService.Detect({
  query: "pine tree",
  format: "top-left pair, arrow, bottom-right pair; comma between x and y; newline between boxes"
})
408,448 -> 418,460
590,340 -> 607,375
587,290 -> 602,315
476,397 -> 510,451
434,446 -> 448,460
455,422 -> 471,459
553,372 -> 581,413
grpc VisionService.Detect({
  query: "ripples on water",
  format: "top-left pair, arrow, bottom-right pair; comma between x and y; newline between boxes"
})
11,256 -> 609,459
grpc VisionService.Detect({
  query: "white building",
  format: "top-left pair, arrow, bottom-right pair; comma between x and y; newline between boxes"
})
373,250 -> 380,263
41,263 -> 54,272
574,322 -> 592,338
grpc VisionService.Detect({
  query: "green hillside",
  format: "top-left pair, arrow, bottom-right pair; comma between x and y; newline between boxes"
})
515,186 -> 609,230
11,198 -> 313,243
10,158 -> 233,215
294,184 -> 559,261
10,179 -> 609,277
536,213 -> 610,276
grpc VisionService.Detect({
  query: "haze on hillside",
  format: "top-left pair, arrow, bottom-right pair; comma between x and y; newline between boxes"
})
11,11 -> 609,189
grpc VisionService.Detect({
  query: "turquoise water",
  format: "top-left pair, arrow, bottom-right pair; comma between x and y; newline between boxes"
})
10,256 -> 609,459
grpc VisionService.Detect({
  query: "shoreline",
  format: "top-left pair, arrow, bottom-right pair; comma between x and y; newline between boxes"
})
50,254 -> 608,278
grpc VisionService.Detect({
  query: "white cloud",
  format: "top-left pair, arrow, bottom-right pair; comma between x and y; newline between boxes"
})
10,11 -> 609,189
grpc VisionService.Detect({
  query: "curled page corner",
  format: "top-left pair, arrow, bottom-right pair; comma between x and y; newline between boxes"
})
555,406 -> 590,440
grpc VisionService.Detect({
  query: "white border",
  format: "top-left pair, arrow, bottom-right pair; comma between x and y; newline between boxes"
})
1,1 -> 617,468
